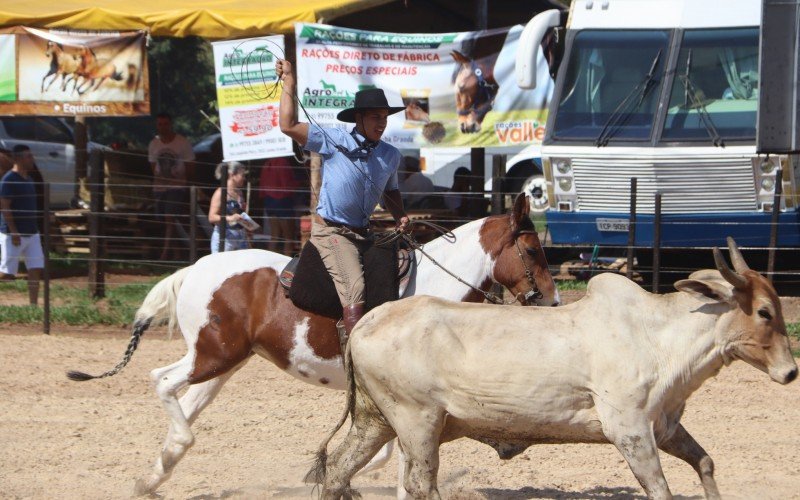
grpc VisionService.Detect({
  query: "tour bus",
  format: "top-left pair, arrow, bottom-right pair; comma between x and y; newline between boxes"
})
516,0 -> 799,247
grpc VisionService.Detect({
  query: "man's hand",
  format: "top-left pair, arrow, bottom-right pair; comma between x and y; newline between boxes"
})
10,233 -> 20,246
397,216 -> 411,233
276,59 -> 293,82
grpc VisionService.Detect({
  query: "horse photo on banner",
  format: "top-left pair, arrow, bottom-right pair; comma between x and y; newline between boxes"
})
0,26 -> 149,116
294,23 -> 554,149
211,36 -> 293,162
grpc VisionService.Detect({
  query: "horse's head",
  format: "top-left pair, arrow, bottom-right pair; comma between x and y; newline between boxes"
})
479,193 -> 558,306
78,46 -> 93,63
45,41 -> 56,57
452,50 -> 498,134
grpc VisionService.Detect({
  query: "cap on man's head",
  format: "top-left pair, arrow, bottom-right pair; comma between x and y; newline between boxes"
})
337,88 -> 405,123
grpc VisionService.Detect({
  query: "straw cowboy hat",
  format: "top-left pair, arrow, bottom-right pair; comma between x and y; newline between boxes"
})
337,88 -> 405,123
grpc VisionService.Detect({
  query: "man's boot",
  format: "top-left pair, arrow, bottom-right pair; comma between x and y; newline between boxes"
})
336,301 -> 365,357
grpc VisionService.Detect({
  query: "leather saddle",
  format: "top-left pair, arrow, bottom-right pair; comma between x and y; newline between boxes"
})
279,246 -> 414,291
279,241 -> 415,319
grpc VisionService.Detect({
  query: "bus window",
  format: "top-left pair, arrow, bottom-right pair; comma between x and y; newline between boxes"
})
552,30 -> 670,142
662,28 -> 759,142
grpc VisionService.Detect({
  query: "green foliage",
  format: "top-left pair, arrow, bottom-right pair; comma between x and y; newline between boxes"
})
557,280 -> 588,291
87,36 -> 219,149
0,278 -> 161,326
787,322 -> 800,340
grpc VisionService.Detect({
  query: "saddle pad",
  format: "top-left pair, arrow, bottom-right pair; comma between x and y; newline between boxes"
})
288,241 -> 399,319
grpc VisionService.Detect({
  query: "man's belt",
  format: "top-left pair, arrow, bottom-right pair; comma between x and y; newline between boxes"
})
315,215 -> 371,237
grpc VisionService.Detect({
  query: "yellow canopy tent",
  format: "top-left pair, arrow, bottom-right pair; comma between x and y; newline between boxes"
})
0,0 -> 392,38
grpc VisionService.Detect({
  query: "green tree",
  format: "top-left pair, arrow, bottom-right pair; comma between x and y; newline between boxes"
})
88,36 -> 218,149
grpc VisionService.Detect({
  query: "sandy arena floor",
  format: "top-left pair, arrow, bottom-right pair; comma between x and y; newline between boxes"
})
1,318 -> 799,500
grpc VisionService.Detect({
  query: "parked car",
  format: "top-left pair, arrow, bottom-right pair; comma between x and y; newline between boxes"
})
0,117 -> 105,208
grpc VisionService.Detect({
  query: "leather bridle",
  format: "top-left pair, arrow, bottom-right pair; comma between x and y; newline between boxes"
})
513,230 -> 544,304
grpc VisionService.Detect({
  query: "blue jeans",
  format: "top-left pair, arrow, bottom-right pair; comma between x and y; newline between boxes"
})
210,226 -> 249,253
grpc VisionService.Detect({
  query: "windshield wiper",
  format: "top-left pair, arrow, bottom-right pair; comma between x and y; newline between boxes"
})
594,49 -> 662,147
678,49 -> 724,147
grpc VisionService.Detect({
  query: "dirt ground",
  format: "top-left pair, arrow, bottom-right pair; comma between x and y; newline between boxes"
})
1,306 -> 799,500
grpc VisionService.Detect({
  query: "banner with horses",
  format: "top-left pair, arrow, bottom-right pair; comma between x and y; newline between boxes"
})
0,27 -> 149,116
295,23 -> 554,149
211,36 -> 293,161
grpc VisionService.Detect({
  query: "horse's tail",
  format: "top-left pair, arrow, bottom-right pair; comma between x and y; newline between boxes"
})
66,266 -> 192,382
304,339 -> 357,485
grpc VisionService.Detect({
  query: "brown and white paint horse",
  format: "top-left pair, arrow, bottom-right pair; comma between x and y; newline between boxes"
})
69,195 -> 558,495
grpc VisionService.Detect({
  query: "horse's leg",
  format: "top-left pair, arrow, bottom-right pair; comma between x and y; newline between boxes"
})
91,76 -> 106,92
133,357 -> 249,495
61,74 -> 74,92
41,71 -> 57,93
76,78 -> 92,95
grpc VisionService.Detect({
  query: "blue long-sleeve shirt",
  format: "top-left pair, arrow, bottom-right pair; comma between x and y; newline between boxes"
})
305,124 -> 402,228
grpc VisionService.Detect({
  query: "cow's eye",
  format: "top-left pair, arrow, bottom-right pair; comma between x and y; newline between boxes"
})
758,308 -> 773,321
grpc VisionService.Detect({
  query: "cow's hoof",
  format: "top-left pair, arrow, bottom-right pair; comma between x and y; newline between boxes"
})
133,478 -> 155,497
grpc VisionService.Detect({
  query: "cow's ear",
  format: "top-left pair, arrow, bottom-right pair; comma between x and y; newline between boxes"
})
511,193 -> 530,232
674,279 -> 734,304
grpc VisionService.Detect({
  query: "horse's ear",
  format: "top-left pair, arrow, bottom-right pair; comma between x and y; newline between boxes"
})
451,50 -> 470,64
511,193 -> 530,232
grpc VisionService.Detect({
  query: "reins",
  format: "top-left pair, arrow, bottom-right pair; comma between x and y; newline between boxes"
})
373,220 -> 540,306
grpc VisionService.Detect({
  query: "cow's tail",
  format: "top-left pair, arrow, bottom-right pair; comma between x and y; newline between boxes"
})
304,339 -> 357,485
66,266 -> 192,381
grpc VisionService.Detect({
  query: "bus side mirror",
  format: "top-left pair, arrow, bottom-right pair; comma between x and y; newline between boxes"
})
516,9 -> 562,90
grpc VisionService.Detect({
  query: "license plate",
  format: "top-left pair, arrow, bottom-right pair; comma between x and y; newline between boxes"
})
596,218 -> 630,232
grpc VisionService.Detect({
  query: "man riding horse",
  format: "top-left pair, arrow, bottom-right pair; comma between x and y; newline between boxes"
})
276,59 -> 410,345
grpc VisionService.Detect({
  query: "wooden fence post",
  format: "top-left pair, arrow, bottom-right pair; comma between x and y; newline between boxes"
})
88,149 -> 105,299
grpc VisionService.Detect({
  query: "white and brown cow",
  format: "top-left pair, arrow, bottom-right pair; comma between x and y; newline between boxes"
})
313,238 -> 797,500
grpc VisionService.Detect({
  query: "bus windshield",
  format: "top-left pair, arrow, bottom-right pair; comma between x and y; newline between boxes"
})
662,28 -> 759,142
551,30 -> 670,141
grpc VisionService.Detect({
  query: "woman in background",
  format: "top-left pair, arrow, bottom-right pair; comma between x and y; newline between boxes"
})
208,161 -> 250,253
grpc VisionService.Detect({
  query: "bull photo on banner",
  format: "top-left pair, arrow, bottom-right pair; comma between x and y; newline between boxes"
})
0,27 -> 149,116
295,23 -> 554,149
211,36 -> 293,161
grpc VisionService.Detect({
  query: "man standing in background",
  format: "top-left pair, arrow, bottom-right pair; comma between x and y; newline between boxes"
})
0,145 -> 44,306
148,112 -> 195,261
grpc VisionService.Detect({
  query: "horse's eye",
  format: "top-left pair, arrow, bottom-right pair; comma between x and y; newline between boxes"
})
525,248 -> 537,257
758,308 -> 773,321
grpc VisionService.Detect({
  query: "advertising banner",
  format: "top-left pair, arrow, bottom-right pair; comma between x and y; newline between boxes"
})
0,27 -> 149,116
211,36 -> 293,161
295,23 -> 553,149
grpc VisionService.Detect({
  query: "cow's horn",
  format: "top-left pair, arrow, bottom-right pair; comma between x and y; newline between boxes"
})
714,246 -> 747,289
726,236 -> 750,273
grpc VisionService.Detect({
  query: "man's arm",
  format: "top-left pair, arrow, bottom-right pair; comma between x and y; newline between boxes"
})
276,59 -> 309,146
0,197 -> 20,245
382,189 -> 410,232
